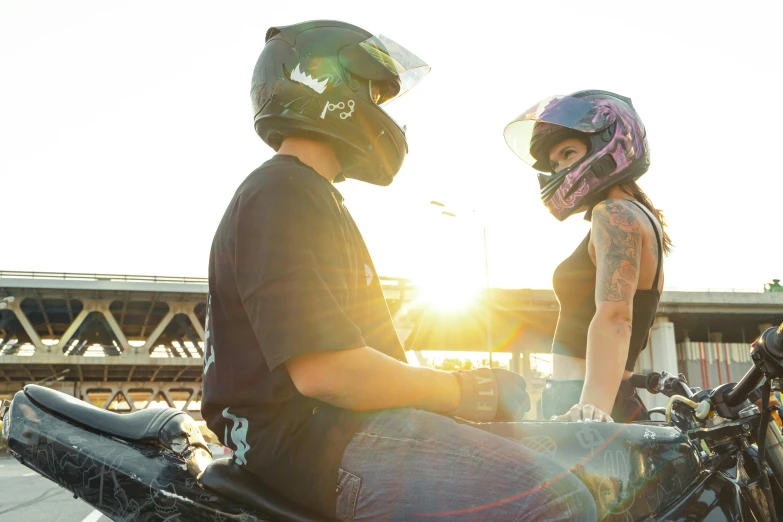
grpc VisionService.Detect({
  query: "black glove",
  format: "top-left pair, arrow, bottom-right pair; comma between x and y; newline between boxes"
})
491,368 -> 530,422
449,368 -> 498,422
449,368 -> 531,422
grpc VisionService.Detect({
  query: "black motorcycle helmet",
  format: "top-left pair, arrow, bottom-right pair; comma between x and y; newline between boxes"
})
251,20 -> 430,185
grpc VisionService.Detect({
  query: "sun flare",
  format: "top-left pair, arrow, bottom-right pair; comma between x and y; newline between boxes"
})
415,279 -> 481,313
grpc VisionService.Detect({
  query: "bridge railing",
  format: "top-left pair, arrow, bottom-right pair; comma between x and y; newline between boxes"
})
0,270 -> 412,288
0,270 -> 209,285
664,286 -> 765,293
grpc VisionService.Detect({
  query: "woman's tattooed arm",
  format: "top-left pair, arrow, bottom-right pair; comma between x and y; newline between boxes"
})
591,199 -> 643,304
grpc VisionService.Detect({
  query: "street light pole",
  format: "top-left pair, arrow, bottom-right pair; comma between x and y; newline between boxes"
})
482,223 -> 489,288
430,202 -> 493,365
483,223 -> 493,366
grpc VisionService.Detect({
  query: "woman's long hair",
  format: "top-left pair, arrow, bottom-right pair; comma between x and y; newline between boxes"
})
619,181 -> 673,255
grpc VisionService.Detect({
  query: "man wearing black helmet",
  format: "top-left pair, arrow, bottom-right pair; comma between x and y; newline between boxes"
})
202,20 -> 597,521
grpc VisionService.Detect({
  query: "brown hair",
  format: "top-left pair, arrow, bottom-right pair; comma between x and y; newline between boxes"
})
620,181 -> 673,255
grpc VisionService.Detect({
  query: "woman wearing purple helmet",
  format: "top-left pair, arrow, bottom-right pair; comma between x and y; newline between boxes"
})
504,90 -> 673,423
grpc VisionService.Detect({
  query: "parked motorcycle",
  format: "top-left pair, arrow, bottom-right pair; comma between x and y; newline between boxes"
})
3,325 -> 783,521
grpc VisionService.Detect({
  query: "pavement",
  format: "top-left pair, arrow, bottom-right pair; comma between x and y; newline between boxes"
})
0,457 -> 110,522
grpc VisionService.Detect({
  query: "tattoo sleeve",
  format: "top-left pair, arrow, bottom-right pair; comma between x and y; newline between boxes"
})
592,200 -> 643,304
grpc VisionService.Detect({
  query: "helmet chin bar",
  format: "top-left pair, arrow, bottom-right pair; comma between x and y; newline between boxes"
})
538,162 -> 580,203
539,150 -> 620,203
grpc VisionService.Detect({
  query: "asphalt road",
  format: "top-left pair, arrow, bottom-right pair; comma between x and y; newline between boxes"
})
0,457 -> 111,522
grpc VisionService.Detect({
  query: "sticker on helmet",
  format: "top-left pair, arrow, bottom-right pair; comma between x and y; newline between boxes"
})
291,63 -> 328,94
320,100 -> 355,120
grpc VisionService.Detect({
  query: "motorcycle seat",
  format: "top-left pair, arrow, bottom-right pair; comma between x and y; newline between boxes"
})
201,458 -> 331,522
23,384 -> 184,442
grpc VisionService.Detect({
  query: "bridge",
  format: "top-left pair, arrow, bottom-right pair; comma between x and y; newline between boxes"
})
1,271 -> 781,417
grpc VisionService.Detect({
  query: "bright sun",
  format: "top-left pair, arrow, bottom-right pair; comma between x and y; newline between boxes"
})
415,277 -> 482,312
406,201 -> 489,312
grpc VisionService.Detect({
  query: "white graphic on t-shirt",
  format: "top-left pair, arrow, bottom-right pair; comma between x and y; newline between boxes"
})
222,407 -> 251,465
203,295 -> 215,375
291,63 -> 328,94
365,264 -> 374,286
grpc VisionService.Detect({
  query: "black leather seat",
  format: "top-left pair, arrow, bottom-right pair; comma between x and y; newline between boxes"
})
23,384 -> 184,442
201,458 -> 331,522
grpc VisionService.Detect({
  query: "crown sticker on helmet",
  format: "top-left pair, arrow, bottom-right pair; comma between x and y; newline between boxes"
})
291,63 -> 328,94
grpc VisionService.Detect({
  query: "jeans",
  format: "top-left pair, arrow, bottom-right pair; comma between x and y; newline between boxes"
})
540,379 -> 649,424
335,408 -> 597,521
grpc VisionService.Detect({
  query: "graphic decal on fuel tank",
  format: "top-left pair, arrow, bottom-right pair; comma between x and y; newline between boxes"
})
150,478 -> 180,514
519,435 -> 557,458
575,423 -> 606,450
599,449 -> 635,520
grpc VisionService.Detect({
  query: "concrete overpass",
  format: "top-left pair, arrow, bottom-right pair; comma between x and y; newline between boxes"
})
1,271 -> 781,417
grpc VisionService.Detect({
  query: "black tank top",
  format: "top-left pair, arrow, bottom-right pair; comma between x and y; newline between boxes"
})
551,200 -> 663,372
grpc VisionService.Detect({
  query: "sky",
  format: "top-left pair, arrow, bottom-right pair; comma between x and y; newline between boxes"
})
1,0 -> 781,292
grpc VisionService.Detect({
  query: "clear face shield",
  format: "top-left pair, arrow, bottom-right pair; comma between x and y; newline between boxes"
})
504,95 -> 618,202
340,34 -> 430,107
504,95 -> 616,167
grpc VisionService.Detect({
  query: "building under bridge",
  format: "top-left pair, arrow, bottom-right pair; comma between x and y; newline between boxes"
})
1,271 -> 781,418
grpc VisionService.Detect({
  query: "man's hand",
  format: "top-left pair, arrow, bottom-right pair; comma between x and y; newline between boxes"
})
551,403 -> 613,423
492,369 -> 531,421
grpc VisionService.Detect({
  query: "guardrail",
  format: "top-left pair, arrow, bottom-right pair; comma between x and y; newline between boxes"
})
0,271 -> 771,294
664,287 -> 766,294
0,270 -> 411,288
0,271 -> 208,285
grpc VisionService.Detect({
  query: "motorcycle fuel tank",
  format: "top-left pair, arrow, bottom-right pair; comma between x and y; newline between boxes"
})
478,420 -> 702,521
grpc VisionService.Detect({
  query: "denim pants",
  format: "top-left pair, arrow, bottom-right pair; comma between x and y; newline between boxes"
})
335,408 -> 597,521
540,379 -> 649,424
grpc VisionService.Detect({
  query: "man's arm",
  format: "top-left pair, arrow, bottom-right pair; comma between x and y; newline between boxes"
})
581,199 -> 642,416
286,347 -> 461,413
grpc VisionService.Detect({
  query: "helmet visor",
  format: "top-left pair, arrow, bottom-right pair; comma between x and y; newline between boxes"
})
504,95 -> 615,166
355,34 -> 430,105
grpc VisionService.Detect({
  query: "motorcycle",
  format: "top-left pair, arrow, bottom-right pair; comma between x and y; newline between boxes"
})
3,325 -> 783,521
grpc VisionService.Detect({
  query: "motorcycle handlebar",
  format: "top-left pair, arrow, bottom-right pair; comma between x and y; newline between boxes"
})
630,325 -> 783,407
629,372 -> 662,393
723,325 -> 783,407
723,365 -> 763,407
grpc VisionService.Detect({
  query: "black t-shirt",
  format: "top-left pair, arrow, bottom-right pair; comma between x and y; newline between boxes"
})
202,154 -> 405,517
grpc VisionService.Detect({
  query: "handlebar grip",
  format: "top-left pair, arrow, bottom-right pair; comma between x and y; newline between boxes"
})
764,324 -> 783,359
629,372 -> 661,393
629,374 -> 649,389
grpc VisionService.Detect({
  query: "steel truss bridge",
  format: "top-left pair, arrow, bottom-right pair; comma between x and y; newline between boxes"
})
1,271 -> 782,419
0,272 -> 410,419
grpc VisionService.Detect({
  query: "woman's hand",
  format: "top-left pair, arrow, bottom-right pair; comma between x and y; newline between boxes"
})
551,403 -> 614,423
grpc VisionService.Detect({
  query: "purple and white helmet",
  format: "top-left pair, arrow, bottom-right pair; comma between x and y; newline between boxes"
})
504,90 -> 650,221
